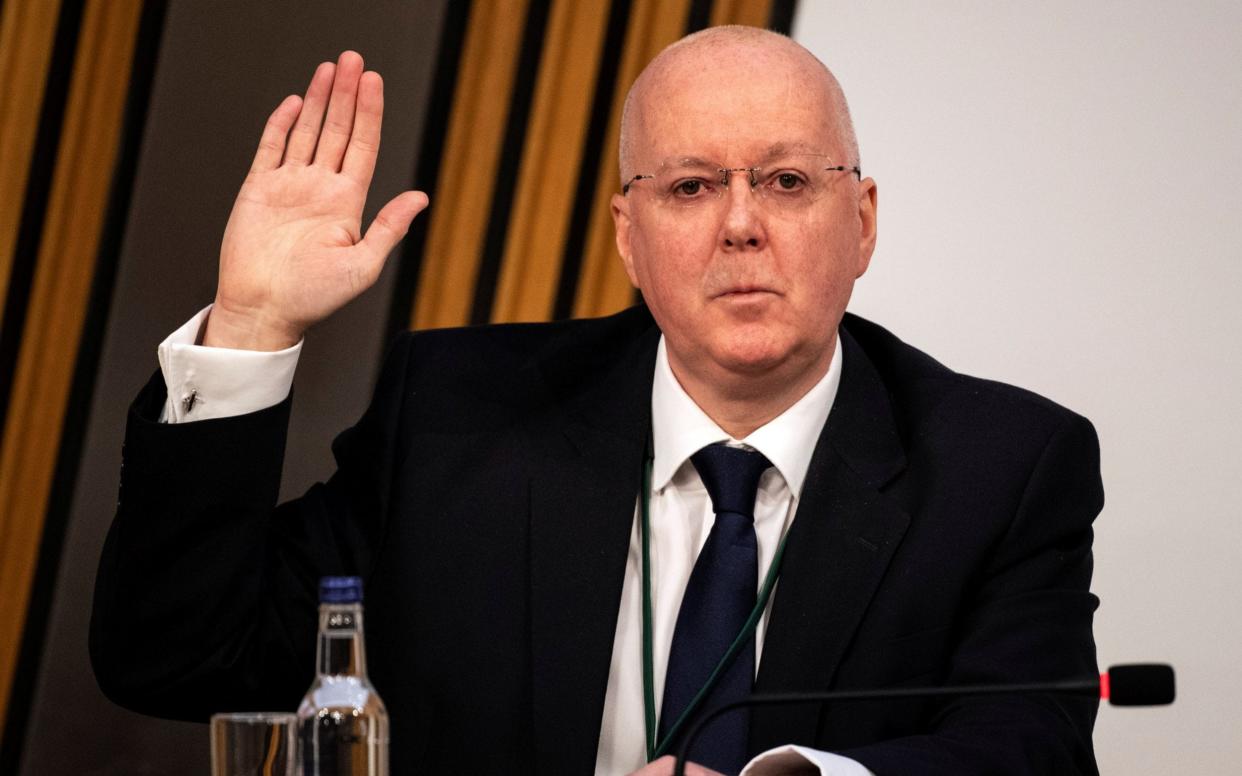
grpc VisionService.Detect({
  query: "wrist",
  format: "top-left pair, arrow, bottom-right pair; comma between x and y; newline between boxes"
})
202,301 -> 302,351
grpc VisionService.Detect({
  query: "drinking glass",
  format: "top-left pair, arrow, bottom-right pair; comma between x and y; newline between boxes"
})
210,711 -> 298,776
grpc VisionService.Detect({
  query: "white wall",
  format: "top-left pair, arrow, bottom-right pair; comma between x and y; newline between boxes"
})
794,2 -> 1242,773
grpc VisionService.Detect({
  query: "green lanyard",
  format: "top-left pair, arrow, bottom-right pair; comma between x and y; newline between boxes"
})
640,456 -> 791,761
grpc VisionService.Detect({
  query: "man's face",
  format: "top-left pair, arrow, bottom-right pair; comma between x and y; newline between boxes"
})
612,53 -> 877,393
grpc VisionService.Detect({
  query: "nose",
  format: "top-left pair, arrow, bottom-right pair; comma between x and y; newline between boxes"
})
718,176 -> 766,252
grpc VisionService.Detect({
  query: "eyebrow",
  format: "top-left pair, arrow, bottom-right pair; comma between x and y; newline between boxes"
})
663,156 -> 717,169
758,142 -> 822,159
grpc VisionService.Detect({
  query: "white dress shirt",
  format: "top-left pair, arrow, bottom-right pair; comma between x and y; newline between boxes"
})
158,306 -> 873,776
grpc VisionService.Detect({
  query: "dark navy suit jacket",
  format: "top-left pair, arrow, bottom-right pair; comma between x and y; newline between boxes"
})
91,306 -> 1102,774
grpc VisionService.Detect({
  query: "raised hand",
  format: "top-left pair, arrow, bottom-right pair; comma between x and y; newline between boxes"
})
205,51 -> 428,350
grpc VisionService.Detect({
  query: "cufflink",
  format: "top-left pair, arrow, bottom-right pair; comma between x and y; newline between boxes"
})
182,390 -> 198,413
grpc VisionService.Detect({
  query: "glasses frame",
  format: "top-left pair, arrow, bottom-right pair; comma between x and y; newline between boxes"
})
622,162 -> 862,196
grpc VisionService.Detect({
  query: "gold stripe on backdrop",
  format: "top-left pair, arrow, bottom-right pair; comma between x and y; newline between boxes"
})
490,0 -> 612,324
709,0 -> 774,28
0,0 -> 63,322
572,0 -> 691,320
412,0 -> 531,331
0,0 -> 144,734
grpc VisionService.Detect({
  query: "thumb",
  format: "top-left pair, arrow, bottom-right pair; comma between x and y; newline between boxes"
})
359,190 -> 429,263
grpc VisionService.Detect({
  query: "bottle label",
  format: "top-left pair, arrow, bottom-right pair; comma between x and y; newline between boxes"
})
310,676 -> 373,710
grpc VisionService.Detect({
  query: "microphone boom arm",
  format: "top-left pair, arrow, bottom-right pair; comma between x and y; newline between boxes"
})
672,678 -> 1101,776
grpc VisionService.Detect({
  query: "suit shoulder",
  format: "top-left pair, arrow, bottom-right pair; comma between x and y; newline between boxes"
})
385,306 -> 656,428
399,305 -> 654,383
842,313 -> 1094,439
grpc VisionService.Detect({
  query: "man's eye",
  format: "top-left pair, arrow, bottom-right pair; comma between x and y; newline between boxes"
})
774,172 -> 806,190
671,179 -> 706,197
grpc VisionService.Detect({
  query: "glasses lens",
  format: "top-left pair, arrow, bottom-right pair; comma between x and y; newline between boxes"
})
752,158 -> 830,209
649,159 -> 723,204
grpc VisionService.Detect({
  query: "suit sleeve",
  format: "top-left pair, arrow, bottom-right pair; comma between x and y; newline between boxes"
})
89,333 -> 415,720
839,414 -> 1103,776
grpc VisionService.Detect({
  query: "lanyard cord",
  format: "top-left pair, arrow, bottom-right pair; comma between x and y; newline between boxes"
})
640,456 -> 790,761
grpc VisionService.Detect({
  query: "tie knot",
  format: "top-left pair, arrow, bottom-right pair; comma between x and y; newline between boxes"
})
690,444 -> 772,520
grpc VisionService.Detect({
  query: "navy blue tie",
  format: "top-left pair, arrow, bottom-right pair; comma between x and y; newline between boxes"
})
659,444 -> 771,775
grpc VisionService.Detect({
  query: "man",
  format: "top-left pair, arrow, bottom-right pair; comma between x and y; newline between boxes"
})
91,27 -> 1102,775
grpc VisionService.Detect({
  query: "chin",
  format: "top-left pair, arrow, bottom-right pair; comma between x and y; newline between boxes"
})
709,323 -> 833,381
710,339 -> 791,377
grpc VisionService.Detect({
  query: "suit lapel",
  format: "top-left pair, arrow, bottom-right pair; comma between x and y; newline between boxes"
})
527,314 -> 659,773
750,325 -> 911,752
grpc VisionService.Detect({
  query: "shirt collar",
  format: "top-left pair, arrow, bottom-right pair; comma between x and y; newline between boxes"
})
649,334 -> 843,498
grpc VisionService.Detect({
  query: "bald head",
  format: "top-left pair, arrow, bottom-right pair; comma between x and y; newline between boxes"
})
618,26 -> 859,182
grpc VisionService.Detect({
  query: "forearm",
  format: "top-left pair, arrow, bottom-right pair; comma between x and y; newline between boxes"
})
91,377 -> 308,718
91,333 -> 414,719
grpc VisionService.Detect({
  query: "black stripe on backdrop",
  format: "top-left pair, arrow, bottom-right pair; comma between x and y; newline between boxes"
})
0,0 -> 85,450
0,0 -> 168,772
385,0 -> 473,343
685,0 -> 712,34
770,0 -> 797,34
551,0 -> 631,321
469,0 -> 553,325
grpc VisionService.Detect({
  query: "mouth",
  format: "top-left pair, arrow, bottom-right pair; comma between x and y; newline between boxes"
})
713,286 -> 777,299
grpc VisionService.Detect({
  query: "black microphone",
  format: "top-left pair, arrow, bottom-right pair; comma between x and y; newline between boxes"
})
672,663 -> 1174,776
1105,663 -> 1175,705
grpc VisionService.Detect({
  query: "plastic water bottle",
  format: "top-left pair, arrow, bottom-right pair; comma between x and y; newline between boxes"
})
298,577 -> 389,775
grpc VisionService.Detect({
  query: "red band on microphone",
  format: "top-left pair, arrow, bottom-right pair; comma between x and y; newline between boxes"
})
1099,672 -> 1110,700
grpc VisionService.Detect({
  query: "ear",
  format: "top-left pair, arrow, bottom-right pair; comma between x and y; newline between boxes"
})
611,192 -> 640,287
855,177 -> 878,278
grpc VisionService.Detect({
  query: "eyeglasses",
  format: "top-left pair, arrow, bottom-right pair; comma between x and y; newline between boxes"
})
622,154 -> 861,213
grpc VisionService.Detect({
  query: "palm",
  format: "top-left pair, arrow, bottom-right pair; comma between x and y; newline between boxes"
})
222,166 -> 367,322
208,52 -> 427,350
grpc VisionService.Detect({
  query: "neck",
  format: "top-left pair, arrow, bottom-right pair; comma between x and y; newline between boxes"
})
667,339 -> 835,439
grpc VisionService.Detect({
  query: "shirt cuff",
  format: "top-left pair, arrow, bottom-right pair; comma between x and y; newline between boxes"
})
157,304 -> 302,423
742,745 -> 876,776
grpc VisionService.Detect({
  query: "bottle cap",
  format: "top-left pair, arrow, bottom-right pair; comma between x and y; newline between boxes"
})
319,576 -> 363,604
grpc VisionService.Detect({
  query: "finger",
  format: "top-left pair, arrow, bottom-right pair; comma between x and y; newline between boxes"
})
313,51 -> 364,171
342,71 -> 384,185
284,61 -> 336,165
250,95 -> 301,173
358,191 -> 429,271
623,756 -> 670,775
626,755 -> 681,776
